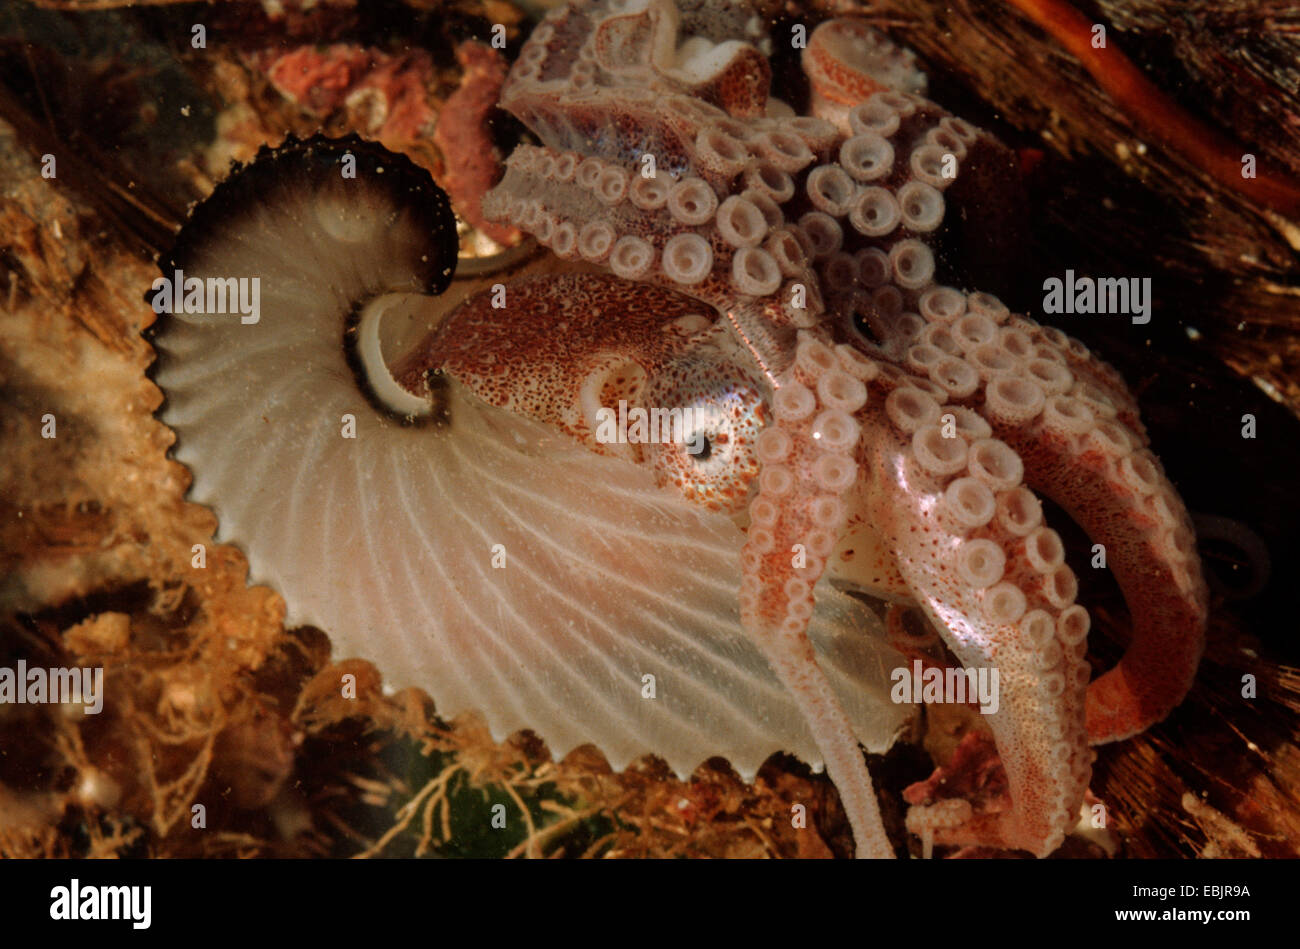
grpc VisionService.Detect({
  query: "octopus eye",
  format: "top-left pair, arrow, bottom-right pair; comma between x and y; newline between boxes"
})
645,374 -> 767,514
673,405 -> 739,468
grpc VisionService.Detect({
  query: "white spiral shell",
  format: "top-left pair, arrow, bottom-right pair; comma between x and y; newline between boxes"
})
151,137 -> 909,779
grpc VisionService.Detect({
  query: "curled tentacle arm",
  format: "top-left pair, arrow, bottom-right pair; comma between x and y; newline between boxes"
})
837,340 -> 1091,855
861,286 -> 1208,746
981,350 -> 1209,742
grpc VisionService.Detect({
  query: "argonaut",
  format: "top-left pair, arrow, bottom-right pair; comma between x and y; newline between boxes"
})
150,133 -> 912,806
150,0 -> 1210,860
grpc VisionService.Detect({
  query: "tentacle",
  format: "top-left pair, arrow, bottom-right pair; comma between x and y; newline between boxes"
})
507,0 -> 773,132
741,331 -> 894,858
484,5 -> 1002,347
948,303 -> 1207,742
851,352 -> 1093,855
802,20 -> 927,130
480,139 -> 831,343
1001,396 -> 1207,742
865,285 -> 1208,743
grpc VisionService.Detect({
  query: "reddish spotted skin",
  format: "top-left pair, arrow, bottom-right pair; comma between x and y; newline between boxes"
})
400,273 -> 768,514
416,0 -> 1208,858
803,19 -> 925,114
